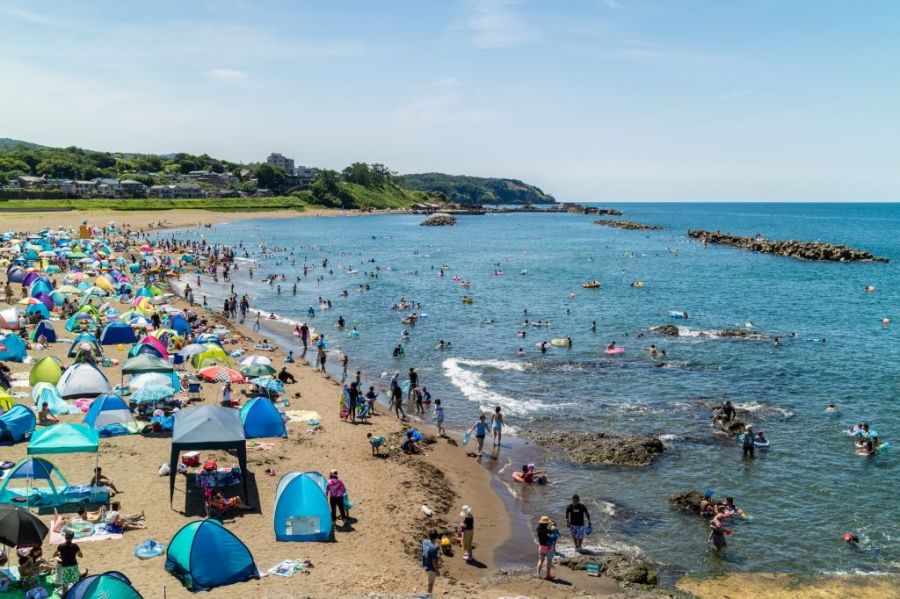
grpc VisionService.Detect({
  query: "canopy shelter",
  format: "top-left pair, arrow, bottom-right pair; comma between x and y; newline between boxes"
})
122,354 -> 173,388
0,456 -> 108,510
28,423 -> 99,455
169,406 -> 248,507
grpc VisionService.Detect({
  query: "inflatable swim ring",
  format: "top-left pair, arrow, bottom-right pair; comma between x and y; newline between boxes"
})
669,311 -> 687,319
605,347 -> 625,355
550,338 -> 570,346
462,296 -> 474,304
582,282 -> 600,289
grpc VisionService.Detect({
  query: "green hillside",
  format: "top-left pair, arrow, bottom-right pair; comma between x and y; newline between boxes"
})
398,172 -> 555,205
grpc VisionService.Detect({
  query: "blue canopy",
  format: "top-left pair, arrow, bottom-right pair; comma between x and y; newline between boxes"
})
165,519 -> 258,591
30,319 -> 57,343
99,321 -> 138,345
273,472 -> 332,541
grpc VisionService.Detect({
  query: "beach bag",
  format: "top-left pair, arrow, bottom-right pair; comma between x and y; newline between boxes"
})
158,463 -> 170,477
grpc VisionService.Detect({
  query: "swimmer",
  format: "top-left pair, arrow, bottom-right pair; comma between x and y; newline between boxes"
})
606,341 -> 617,351
591,321 -> 596,333
825,403 -> 837,413
517,347 -> 525,356
647,344 -> 658,357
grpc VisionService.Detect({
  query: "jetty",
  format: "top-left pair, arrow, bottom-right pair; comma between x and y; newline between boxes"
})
594,219 -> 663,231
688,229 -> 889,263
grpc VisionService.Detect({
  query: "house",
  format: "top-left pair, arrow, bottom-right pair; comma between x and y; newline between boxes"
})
184,170 -> 233,187
119,179 -> 148,197
94,178 -> 122,198
16,175 -> 46,188
64,180 -> 98,197
45,178 -> 72,189
149,184 -> 174,198
174,182 -> 204,198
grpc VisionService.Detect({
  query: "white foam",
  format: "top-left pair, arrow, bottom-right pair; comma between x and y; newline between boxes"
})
735,401 -> 794,418
441,358 -> 556,416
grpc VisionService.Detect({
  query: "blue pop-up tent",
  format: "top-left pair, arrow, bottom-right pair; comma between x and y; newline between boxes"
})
0,405 -> 36,444
83,394 -> 137,436
99,321 -> 137,345
239,398 -> 287,439
66,570 -> 143,599
0,334 -> 27,362
165,519 -> 258,591
273,472 -> 332,541
30,319 -> 57,343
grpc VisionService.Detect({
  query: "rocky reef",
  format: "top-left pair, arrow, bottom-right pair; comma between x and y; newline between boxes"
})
530,431 -> 665,466
420,213 -> 456,226
560,552 -> 658,585
595,219 -> 664,231
649,325 -> 767,340
688,229 -> 888,263
667,490 -> 706,514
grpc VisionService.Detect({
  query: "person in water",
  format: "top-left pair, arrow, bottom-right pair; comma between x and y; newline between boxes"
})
490,406 -> 504,448
516,464 -> 548,484
720,400 -> 736,422
708,510 -> 728,550
565,494 -> 591,551
742,425 -> 755,458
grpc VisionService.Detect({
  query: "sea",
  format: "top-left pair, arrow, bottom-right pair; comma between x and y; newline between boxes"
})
152,203 -> 900,578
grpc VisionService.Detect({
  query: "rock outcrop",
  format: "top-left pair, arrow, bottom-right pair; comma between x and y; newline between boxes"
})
650,325 -> 680,336
688,229 -> 889,263
530,431 -> 665,467
595,219 -> 664,231
667,490 -> 706,514
420,213 -> 456,226
649,325 -> 767,340
560,553 -> 658,585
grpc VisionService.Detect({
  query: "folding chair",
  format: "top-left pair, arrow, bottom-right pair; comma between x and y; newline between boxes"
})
188,382 -> 201,403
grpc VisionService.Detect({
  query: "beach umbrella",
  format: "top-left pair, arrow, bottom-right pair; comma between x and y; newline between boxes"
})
129,316 -> 152,327
131,385 -> 175,404
129,372 -> 176,390
241,364 -> 276,378
250,377 -> 284,394
0,505 -> 49,547
239,355 -> 272,368
55,285 -> 81,295
177,344 -> 206,359
18,297 -> 42,306
198,366 -> 244,383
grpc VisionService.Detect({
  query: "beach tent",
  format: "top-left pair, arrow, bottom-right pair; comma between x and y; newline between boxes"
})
190,345 -> 230,369
0,333 -> 27,362
6,266 -> 25,283
30,319 -> 57,343
129,336 -> 169,360
28,423 -> 99,454
239,398 -> 287,439
0,389 -> 14,411
24,302 -> 50,320
32,382 -> 78,416
0,457 -> 67,504
170,314 -> 191,337
68,333 -> 103,359
165,519 -> 258,591
29,356 -> 64,386
83,394 -> 137,435
273,472 -> 332,541
0,308 -> 19,330
56,363 -> 111,399
169,406 -> 248,506
0,405 -> 36,444
122,354 -> 173,375
99,321 -> 137,345
65,570 -> 143,599
65,313 -> 99,333
28,278 -> 53,297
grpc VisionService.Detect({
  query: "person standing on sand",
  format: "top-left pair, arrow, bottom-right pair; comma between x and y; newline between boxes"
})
565,494 -> 591,551
326,470 -> 348,526
390,380 -> 406,419
422,530 -> 440,596
408,367 -> 418,401
459,505 -> 475,562
317,345 -> 327,373
299,323 -> 309,351
253,313 -> 260,331
536,515 -> 555,580
490,406 -> 504,447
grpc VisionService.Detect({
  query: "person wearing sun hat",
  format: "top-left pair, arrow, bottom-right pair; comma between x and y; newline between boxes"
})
459,505 -> 475,561
325,469 -> 348,525
536,515 -> 555,579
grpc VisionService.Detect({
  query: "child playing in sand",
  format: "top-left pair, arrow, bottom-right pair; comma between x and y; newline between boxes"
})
367,432 -> 385,456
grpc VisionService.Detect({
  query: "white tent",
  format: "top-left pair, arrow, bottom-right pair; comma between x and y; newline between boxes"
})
56,363 -> 111,399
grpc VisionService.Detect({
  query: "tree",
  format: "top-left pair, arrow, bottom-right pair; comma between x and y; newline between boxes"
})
255,163 -> 286,191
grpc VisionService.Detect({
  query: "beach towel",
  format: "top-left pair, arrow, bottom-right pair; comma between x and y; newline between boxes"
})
267,559 -> 311,577
48,524 -> 122,545
285,410 -> 320,423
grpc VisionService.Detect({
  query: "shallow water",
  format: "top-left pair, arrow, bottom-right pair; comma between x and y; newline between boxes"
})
156,203 -> 900,576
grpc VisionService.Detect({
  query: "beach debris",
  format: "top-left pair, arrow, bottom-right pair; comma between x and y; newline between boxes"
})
529,431 -> 665,467
420,504 -> 433,517
688,229 -> 889,263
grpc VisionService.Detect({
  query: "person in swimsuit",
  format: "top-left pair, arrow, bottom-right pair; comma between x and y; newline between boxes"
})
708,511 -> 727,550
742,425 -> 755,458
490,406 -> 504,447
469,414 -> 488,455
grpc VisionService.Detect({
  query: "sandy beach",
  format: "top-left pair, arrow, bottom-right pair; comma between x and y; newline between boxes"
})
0,215 -> 630,598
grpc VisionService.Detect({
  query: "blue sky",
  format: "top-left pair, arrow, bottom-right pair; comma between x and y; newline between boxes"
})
1,0 -> 898,201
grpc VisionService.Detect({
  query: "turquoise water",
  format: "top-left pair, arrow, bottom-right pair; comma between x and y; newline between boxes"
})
157,204 -> 899,576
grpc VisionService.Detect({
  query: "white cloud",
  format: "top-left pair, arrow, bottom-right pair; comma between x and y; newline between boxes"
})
0,4 -> 69,28
466,0 -> 539,48
206,68 -> 248,84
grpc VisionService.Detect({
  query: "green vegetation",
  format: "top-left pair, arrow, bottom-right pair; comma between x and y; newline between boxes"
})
398,172 -> 555,205
0,139 -> 555,211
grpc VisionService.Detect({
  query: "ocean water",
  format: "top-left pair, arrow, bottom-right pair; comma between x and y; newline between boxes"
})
155,203 -> 900,577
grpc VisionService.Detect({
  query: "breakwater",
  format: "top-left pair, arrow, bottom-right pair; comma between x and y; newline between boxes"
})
594,219 -> 664,230
688,229 -> 889,262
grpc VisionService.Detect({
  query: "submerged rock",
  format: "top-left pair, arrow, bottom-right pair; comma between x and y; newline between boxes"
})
420,213 -> 456,226
712,414 -> 747,436
595,219 -> 664,231
530,431 -> 665,466
688,229 -> 889,263
650,325 -> 680,336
